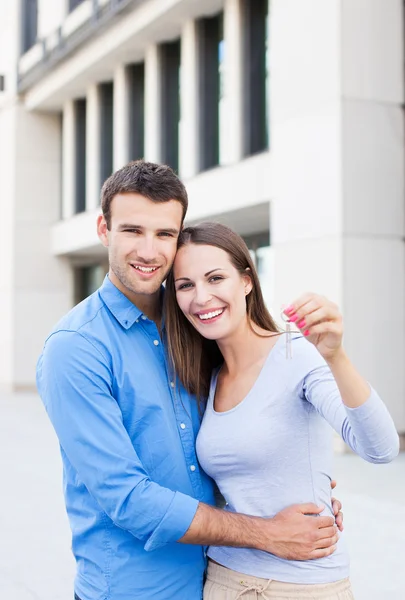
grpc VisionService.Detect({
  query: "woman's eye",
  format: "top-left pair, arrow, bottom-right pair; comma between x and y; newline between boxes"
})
177,283 -> 192,291
209,276 -> 223,283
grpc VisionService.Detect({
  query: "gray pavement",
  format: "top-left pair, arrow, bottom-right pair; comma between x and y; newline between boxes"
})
1,392 -> 404,600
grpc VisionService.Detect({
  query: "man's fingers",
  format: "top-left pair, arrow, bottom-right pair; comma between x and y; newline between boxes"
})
315,533 -> 339,549
314,525 -> 336,540
296,503 -> 325,515
310,545 -> 337,560
316,516 -> 335,529
335,511 -> 344,532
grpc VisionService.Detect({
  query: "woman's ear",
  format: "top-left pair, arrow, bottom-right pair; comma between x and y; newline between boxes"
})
242,269 -> 253,295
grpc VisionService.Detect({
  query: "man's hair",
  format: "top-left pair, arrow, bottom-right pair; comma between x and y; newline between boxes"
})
101,160 -> 188,229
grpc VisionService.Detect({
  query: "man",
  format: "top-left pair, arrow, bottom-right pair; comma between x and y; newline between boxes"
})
37,161 -> 342,600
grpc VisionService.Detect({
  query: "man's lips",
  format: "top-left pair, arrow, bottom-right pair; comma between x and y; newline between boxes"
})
130,264 -> 161,276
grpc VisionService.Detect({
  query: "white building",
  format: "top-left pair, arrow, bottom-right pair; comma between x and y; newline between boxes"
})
0,0 -> 404,441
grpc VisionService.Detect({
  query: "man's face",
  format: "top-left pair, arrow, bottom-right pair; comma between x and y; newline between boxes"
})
98,193 -> 183,298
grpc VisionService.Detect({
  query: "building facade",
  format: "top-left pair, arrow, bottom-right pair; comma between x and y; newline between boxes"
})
0,0 -> 404,439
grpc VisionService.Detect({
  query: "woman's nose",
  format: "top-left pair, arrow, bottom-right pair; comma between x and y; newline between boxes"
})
194,285 -> 212,305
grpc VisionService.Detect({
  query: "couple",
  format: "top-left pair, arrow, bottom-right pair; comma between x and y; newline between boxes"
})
37,160 -> 399,600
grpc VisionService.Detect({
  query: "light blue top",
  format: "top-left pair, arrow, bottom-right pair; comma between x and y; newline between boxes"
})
196,335 -> 399,584
36,276 -> 215,600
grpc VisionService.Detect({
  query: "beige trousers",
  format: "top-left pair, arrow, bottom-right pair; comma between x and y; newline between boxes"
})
203,560 -> 355,600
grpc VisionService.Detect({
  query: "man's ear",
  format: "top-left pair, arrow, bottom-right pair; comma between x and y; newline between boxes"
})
97,214 -> 109,248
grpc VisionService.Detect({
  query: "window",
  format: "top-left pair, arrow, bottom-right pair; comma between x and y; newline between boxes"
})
74,264 -> 108,305
128,63 -> 145,161
69,0 -> 85,12
99,82 -> 114,187
160,40 -> 181,172
197,14 -> 223,172
21,0 -> 38,53
241,0 -> 269,156
74,99 -> 87,214
244,230 -> 273,310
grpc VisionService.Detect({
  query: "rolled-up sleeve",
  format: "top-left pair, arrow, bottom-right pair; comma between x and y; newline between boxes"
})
36,330 -> 198,550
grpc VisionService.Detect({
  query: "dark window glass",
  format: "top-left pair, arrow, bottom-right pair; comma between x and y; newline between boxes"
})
21,0 -> 38,53
99,82 -> 114,187
160,40 -> 181,172
74,99 -> 87,214
74,264 -> 108,304
197,14 -> 223,171
242,0 -> 269,156
128,63 -> 145,161
69,0 -> 85,12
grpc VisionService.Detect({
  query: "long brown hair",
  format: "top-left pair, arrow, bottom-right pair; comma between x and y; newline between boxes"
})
164,222 -> 279,403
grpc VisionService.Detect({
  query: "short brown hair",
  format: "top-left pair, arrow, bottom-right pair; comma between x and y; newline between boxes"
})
164,222 -> 279,402
101,160 -> 188,229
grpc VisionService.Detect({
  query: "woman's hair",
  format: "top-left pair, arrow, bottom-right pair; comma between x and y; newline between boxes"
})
164,222 -> 279,403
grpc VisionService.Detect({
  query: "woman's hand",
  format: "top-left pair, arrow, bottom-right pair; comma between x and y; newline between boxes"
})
283,293 -> 343,361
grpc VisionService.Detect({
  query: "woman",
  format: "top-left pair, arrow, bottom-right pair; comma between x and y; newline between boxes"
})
164,222 -> 399,600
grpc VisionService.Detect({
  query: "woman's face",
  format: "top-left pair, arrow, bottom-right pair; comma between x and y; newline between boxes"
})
173,243 -> 251,341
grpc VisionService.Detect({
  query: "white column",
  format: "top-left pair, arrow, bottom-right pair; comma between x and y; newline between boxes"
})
144,44 -> 162,163
86,84 -> 101,210
62,100 -> 75,219
340,0 -> 405,431
270,0 -> 341,301
222,0 -> 243,165
113,64 -> 130,170
179,20 -> 199,179
270,0 -> 405,433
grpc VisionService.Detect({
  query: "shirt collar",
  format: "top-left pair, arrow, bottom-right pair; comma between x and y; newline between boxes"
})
98,275 -> 143,330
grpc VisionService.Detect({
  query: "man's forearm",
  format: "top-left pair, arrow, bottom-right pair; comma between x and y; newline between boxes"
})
179,501 -> 339,561
180,503 -> 264,549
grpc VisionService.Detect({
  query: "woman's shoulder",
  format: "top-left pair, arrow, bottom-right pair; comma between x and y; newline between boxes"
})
290,334 -> 327,373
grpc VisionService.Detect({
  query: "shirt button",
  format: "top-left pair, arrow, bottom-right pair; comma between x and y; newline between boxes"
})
180,423 -> 186,429
190,465 -> 196,472
153,340 -> 159,346
141,315 -> 147,320
135,319 -> 139,323
170,381 -> 175,388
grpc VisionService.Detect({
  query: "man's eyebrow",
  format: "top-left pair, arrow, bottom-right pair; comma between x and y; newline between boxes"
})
157,228 -> 180,235
117,223 -> 142,230
117,225 -> 179,235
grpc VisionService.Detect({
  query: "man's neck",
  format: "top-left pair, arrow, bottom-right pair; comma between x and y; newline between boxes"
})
108,271 -> 162,326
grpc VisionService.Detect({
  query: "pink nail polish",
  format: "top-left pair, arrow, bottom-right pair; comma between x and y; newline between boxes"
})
285,305 -> 295,315
297,318 -> 306,329
289,314 -> 298,323
304,330 -> 310,336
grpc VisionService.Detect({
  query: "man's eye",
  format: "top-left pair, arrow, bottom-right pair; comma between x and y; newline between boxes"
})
123,229 -> 140,234
158,232 -> 174,237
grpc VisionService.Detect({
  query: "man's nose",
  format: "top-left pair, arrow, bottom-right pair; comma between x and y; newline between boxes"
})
137,238 -> 157,263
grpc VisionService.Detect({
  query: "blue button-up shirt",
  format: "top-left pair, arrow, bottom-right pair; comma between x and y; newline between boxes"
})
36,276 -> 215,600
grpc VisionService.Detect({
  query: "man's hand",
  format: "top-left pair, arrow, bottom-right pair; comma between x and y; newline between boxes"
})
331,480 -> 343,532
263,503 -> 338,560
180,501 -> 339,561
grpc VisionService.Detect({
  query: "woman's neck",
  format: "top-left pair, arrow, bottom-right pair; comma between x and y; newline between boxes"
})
217,321 -> 278,377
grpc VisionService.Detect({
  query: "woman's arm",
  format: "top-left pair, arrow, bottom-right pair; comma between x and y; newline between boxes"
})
284,295 -> 400,463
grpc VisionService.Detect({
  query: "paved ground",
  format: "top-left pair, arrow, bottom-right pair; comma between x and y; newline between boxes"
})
1,392 -> 404,599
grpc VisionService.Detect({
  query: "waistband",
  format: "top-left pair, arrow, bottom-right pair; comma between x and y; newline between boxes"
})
206,560 -> 352,599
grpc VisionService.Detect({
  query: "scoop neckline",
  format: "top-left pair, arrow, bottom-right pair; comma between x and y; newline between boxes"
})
209,333 -> 285,416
